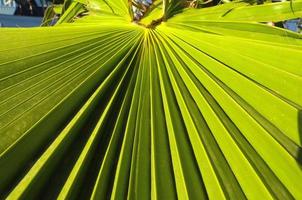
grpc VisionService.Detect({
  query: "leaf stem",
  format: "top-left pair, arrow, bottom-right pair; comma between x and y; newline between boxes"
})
163,0 -> 168,20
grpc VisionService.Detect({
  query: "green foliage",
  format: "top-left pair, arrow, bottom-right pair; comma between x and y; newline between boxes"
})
0,0 -> 302,199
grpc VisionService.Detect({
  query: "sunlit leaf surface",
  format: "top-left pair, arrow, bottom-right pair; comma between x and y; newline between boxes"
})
0,0 -> 302,199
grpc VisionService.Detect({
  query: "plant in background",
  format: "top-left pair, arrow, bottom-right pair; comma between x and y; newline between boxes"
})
0,0 -> 302,199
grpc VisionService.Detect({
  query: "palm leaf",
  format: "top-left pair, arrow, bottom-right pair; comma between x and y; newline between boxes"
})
0,0 -> 302,199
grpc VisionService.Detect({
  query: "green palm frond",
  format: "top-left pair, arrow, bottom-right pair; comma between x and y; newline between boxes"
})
0,0 -> 302,199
